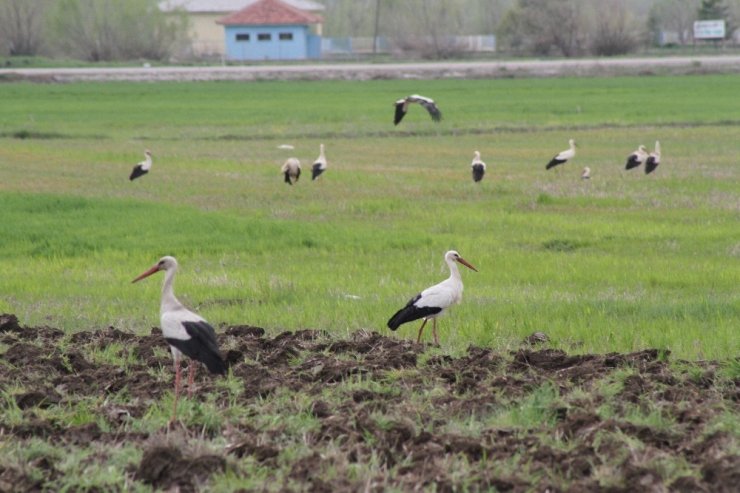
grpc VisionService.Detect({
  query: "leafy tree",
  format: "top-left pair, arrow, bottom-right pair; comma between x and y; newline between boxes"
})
697,0 -> 735,37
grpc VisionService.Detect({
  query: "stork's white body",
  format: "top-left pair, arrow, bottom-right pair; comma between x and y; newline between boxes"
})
281,157 -> 301,185
394,94 -> 442,125
625,145 -> 648,170
546,139 -> 576,170
130,150 -> 152,180
387,250 -> 477,345
312,143 -> 327,180
471,151 -> 487,182
133,256 -> 226,422
645,141 -> 661,174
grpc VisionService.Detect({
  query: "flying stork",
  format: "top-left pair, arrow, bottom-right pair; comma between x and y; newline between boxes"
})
625,145 -> 648,170
312,143 -> 327,180
281,157 -> 301,185
129,149 -> 152,181
132,256 -> 227,422
394,95 -> 442,125
387,250 -> 477,345
546,139 -> 576,170
645,141 -> 661,174
471,151 -> 486,182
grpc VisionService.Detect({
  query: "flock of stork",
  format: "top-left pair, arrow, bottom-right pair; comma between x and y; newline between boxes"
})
126,93 -> 663,421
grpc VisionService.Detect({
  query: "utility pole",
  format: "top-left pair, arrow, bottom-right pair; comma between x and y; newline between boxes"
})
373,0 -> 381,54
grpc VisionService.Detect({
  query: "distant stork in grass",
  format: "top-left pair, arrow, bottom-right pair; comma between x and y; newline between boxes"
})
387,250 -> 477,345
132,256 -> 226,423
471,151 -> 486,182
625,145 -> 648,170
645,141 -> 661,174
281,157 -> 301,185
312,143 -> 327,180
546,139 -> 576,170
394,95 -> 442,125
581,166 -> 591,179
129,149 -> 152,181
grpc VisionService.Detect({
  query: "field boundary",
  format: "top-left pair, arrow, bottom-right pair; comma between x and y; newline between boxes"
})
2,55 -> 740,82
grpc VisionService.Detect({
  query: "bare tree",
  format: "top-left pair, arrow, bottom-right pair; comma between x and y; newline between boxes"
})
498,0 -> 587,56
322,0 -> 377,36
0,0 -> 50,56
590,0 -> 640,55
649,0 -> 700,44
50,0 -> 189,61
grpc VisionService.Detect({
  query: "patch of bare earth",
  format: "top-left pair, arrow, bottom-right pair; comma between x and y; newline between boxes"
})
1,312 -> 737,491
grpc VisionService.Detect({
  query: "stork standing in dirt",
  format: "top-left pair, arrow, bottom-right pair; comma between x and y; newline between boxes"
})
387,250 -> 477,345
625,145 -> 648,170
645,141 -> 661,174
546,139 -> 576,170
281,157 -> 301,185
393,95 -> 442,125
129,149 -> 152,181
311,143 -> 327,180
132,256 -> 226,422
471,151 -> 486,183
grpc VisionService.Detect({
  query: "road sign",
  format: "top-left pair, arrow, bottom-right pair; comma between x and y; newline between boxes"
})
694,20 -> 726,40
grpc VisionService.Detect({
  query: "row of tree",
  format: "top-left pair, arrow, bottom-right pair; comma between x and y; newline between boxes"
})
0,0 -> 188,61
0,0 -> 738,61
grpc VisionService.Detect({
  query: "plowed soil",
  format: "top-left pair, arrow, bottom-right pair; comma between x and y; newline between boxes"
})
0,313 -> 737,492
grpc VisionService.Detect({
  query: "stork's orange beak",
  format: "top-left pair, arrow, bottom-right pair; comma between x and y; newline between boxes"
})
132,265 -> 160,283
456,257 -> 478,272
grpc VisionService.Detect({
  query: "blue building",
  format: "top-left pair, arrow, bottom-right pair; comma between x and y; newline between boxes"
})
218,0 -> 323,61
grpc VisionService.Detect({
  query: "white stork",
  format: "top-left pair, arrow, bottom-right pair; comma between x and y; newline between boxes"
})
546,139 -> 576,170
645,141 -> 661,174
311,143 -> 327,180
471,151 -> 486,183
281,157 -> 301,185
129,149 -> 152,181
625,145 -> 648,170
394,94 -> 442,125
581,166 -> 591,179
387,250 -> 477,345
132,256 -> 226,422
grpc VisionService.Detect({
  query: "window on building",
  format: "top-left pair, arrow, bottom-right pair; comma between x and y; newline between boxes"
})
279,32 -> 293,41
236,34 -> 250,42
257,33 -> 271,41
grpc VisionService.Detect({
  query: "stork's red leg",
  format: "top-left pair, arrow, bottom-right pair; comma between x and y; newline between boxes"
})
432,318 -> 439,345
416,319 -> 428,343
171,359 -> 181,423
187,362 -> 198,398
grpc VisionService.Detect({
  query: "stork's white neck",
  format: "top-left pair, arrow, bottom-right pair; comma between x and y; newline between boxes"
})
446,257 -> 462,281
160,267 -> 183,314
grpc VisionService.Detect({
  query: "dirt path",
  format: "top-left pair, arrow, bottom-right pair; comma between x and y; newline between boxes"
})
2,55 -> 740,82
1,313 -> 738,492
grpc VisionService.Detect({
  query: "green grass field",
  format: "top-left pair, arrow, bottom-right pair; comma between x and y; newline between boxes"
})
0,74 -> 738,359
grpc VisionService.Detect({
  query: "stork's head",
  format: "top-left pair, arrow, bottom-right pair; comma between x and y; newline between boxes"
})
474,151 -> 481,159
569,139 -> 576,148
638,145 -> 647,153
132,256 -> 178,283
445,250 -> 478,272
145,149 -> 152,156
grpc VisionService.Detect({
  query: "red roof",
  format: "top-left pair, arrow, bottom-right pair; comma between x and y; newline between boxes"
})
218,0 -> 322,26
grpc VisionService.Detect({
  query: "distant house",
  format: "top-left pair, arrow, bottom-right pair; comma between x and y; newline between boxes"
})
159,0 -> 324,58
218,0 -> 323,61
